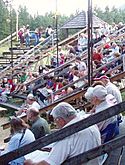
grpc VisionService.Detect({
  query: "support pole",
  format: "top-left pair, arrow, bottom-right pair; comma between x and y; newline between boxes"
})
87,0 -> 93,86
56,15 -> 59,67
56,0 -> 59,67
90,0 -> 93,83
16,9 -> 19,41
10,4 -> 13,69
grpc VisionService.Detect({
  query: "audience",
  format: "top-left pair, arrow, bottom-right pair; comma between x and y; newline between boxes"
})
24,102 -> 101,165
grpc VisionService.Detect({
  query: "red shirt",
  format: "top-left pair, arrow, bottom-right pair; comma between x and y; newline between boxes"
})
93,53 -> 103,62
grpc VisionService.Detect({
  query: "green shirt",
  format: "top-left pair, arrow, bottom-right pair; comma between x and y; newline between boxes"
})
30,116 -> 50,139
19,74 -> 28,83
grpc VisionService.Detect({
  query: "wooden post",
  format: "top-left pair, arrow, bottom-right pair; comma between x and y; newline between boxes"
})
87,0 -> 91,86
87,0 -> 93,86
90,0 -> 93,83
66,29 -> 69,38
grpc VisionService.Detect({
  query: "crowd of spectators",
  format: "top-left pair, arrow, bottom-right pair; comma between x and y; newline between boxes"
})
0,19 -> 125,165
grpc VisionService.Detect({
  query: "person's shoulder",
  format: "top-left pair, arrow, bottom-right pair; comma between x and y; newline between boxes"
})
10,133 -> 22,142
35,117 -> 47,125
32,101 -> 40,109
25,129 -> 35,138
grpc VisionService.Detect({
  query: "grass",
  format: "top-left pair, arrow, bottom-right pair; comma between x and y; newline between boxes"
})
0,44 -> 9,55
0,41 -> 19,56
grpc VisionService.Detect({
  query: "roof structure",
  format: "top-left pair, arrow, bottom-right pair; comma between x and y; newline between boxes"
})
61,11 -> 108,29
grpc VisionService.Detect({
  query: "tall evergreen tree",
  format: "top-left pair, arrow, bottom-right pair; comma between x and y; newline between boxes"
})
0,0 -> 10,40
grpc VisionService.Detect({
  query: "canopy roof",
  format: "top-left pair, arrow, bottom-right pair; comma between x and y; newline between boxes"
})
61,11 -> 108,29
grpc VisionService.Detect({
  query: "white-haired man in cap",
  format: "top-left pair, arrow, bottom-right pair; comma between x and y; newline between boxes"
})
25,102 -> 101,165
94,75 -> 122,104
85,85 -> 119,143
27,107 -> 50,139
16,94 -> 40,117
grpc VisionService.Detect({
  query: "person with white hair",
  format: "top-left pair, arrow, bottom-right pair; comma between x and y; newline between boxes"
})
85,85 -> 119,143
25,102 -> 101,165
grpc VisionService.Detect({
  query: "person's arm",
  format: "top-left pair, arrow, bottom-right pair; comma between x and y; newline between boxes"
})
24,159 -> 50,165
25,138 -> 70,165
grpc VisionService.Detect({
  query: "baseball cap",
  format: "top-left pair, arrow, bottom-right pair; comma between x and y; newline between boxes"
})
93,75 -> 109,81
92,85 -> 107,100
84,87 -> 94,101
27,93 -> 35,100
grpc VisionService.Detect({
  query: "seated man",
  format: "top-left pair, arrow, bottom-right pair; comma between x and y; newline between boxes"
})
25,102 -> 101,165
16,94 -> 40,117
27,107 -> 50,139
85,85 -> 119,143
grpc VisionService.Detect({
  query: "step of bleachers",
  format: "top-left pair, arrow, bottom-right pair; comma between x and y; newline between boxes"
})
9,47 -> 33,51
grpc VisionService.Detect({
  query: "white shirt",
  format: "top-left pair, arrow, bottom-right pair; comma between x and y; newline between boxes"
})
30,101 -> 40,110
76,61 -> 87,71
45,115 -> 101,165
110,46 -> 120,55
95,100 -> 117,131
106,82 -> 122,103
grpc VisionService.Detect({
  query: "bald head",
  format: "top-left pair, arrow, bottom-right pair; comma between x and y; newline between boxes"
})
27,108 -> 39,121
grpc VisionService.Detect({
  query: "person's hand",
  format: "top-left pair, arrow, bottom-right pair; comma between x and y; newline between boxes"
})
24,159 -> 35,165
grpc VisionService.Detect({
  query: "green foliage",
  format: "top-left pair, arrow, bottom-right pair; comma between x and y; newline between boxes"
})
0,0 -> 10,40
0,0 -> 72,41
94,5 -> 125,25
1,1 -> 125,41
18,5 -> 33,27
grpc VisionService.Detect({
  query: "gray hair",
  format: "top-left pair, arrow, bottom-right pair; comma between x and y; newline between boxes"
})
51,102 -> 77,120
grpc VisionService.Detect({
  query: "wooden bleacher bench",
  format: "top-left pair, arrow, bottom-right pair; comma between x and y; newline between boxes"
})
0,102 -> 20,111
2,70 -> 125,131
1,26 -> 125,80
2,51 -> 25,56
0,28 -> 88,79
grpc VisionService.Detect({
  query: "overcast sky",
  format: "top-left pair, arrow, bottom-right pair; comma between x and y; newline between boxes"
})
12,0 -> 125,16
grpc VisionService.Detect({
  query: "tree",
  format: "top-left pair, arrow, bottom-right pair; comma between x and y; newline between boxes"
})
0,0 -> 10,39
18,5 -> 33,28
94,5 -> 125,25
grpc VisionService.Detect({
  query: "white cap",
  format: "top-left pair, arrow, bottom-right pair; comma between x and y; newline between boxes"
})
84,87 -> 94,101
27,93 -> 35,100
51,102 -> 77,120
93,85 -> 107,100
3,78 -> 7,81
85,85 -> 107,101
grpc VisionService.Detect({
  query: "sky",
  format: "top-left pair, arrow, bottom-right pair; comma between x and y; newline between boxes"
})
12,0 -> 125,16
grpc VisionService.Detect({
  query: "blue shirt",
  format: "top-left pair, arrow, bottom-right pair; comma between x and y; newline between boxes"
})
3,129 -> 35,165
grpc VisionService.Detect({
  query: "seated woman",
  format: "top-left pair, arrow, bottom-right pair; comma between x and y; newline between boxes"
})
1,117 -> 35,165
